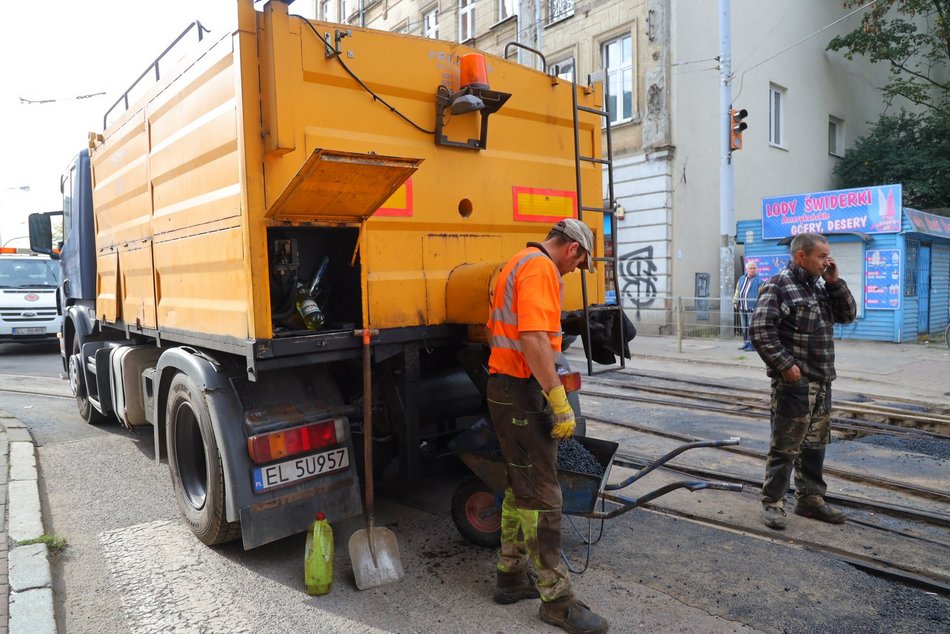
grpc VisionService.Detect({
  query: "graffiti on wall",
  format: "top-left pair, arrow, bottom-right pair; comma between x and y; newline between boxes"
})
619,246 -> 658,318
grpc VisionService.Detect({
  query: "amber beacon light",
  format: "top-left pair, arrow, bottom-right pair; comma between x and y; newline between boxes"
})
435,53 -> 512,150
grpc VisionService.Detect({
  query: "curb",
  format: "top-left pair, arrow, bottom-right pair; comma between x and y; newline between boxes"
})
2,416 -> 56,634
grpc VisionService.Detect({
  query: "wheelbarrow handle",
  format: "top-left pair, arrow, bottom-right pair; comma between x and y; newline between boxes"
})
590,479 -> 743,520
603,437 -> 742,492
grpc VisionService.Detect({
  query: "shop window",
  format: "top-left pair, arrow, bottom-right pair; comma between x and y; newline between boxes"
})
905,242 -> 918,296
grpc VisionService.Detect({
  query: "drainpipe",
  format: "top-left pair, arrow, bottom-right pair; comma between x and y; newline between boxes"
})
535,0 -> 542,71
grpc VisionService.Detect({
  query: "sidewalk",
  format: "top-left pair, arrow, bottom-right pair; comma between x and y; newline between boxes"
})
567,334 -> 950,403
1,413 -> 56,634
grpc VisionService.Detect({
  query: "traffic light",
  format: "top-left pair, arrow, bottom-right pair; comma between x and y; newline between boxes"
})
730,108 -> 748,150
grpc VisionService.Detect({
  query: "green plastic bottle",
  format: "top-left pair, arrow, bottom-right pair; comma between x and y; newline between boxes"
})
305,512 -> 334,595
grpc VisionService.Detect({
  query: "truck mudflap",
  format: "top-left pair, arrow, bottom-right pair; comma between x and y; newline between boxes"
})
153,346 -> 363,549
239,471 -> 362,549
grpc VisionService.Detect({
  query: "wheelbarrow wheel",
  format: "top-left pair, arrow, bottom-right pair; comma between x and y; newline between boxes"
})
451,476 -> 501,548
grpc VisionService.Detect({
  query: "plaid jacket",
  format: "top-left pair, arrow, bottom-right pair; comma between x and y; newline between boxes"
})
749,262 -> 856,382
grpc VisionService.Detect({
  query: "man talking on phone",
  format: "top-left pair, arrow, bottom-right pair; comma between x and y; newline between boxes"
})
749,232 -> 856,530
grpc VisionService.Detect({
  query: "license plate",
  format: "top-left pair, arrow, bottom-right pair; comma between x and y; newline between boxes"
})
13,327 -> 46,335
252,447 -> 349,493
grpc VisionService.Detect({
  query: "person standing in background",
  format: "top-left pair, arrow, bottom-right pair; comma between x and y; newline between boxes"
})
734,261 -> 762,351
750,233 -> 857,530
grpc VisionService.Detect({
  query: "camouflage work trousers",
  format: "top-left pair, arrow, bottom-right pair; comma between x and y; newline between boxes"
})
487,374 -> 572,603
761,377 -> 832,508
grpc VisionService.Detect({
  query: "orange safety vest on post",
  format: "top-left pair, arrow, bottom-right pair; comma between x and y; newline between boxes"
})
487,245 -> 565,378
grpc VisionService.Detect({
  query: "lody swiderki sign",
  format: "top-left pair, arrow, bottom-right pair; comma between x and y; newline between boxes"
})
761,184 -> 902,240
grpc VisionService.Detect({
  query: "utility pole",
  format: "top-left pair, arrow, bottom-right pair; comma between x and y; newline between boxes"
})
718,0 -> 735,337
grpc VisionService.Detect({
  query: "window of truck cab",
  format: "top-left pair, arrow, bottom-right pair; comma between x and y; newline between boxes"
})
62,164 -> 75,243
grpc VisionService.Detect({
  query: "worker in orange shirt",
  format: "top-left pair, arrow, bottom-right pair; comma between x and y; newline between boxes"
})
486,218 -> 609,634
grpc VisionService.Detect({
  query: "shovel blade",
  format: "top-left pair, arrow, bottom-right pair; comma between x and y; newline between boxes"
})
348,526 -> 404,590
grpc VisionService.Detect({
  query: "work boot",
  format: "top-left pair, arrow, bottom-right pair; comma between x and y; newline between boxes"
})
762,505 -> 787,530
539,597 -> 609,634
794,502 -> 846,524
493,569 -> 539,605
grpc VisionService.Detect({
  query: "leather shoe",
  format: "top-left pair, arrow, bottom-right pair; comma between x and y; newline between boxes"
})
794,502 -> 845,524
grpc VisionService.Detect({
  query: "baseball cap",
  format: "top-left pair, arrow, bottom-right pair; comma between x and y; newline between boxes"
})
554,218 -> 596,272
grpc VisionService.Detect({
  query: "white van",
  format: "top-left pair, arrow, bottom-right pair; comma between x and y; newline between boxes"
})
0,249 -> 62,344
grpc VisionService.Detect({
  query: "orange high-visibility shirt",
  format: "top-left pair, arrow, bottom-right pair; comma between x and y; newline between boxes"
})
487,245 -> 563,378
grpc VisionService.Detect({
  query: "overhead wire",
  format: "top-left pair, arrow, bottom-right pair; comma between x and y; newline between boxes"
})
733,0 -> 880,103
295,16 -> 435,135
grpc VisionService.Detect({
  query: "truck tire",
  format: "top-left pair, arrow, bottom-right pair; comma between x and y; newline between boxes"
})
166,372 -> 240,545
71,337 -> 106,424
451,476 -> 501,548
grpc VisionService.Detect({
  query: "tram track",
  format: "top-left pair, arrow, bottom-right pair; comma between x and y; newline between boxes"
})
0,386 -> 73,400
585,411 -> 950,507
578,404 -> 950,594
581,375 -> 950,440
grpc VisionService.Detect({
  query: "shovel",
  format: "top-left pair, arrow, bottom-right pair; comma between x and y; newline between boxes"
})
348,328 -> 404,590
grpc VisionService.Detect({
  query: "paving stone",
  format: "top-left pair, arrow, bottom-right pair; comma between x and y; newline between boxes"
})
9,544 -> 51,592
8,444 -> 35,482
2,430 -> 31,444
7,481 -> 43,543
9,587 -> 55,634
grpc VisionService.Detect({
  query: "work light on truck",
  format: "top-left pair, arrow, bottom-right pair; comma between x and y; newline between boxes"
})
247,418 -> 346,464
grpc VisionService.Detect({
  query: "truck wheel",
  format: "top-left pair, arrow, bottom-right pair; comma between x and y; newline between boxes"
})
70,337 -> 105,424
451,476 -> 501,548
166,372 -> 240,545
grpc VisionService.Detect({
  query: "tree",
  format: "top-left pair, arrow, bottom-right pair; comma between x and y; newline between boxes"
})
827,0 -> 949,116
833,109 -> 950,212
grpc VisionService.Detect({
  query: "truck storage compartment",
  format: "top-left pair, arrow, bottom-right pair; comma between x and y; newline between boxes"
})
268,226 -> 361,336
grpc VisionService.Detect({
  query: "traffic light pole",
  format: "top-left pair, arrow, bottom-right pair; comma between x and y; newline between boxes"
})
718,0 -> 735,337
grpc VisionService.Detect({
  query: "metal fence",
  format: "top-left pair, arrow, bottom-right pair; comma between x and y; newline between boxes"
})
621,296 -> 743,341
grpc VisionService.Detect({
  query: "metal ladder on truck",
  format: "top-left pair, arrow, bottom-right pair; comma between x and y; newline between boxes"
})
571,72 -> 627,376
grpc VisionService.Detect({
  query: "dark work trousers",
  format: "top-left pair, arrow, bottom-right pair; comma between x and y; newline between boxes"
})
761,377 -> 833,508
486,373 -> 572,603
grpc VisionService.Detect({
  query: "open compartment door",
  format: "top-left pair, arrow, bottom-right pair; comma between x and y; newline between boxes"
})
266,149 -> 423,223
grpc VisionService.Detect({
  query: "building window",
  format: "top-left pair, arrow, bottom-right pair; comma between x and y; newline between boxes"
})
459,0 -> 475,42
828,115 -> 844,156
603,33 -> 633,124
554,57 -> 575,83
392,20 -> 409,34
338,0 -> 351,24
769,84 -> 786,147
320,0 -> 331,21
498,0 -> 516,22
548,0 -> 575,24
423,7 -> 439,39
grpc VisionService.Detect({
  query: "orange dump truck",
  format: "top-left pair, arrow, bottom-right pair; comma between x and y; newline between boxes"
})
30,0 -> 608,548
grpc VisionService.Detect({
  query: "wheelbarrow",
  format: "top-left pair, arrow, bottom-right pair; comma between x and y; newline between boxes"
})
449,418 -> 743,557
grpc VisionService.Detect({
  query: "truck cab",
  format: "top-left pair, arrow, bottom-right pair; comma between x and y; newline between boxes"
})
0,249 -> 62,345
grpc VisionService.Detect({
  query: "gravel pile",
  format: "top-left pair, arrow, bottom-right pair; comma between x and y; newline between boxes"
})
853,434 -> 950,461
477,437 -> 605,477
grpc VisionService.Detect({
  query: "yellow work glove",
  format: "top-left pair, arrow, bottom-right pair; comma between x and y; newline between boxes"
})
543,384 -> 576,440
